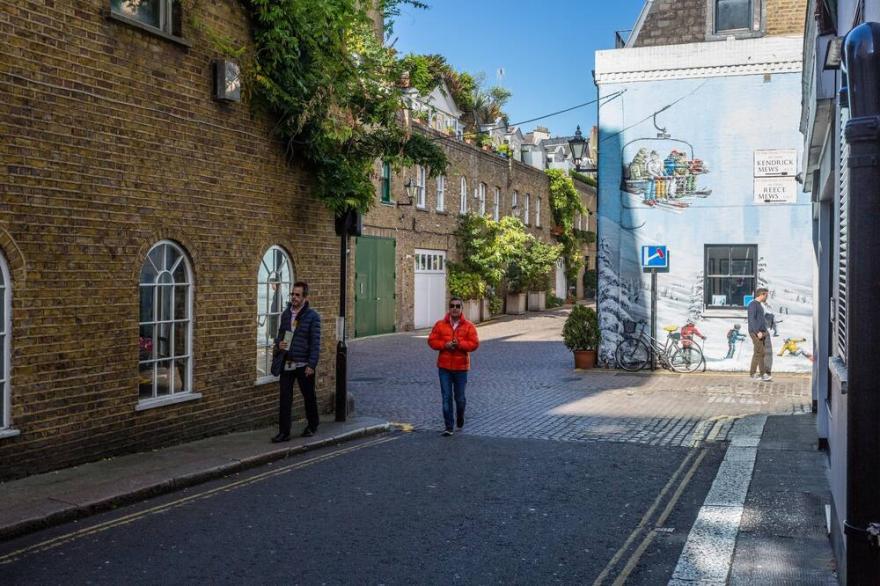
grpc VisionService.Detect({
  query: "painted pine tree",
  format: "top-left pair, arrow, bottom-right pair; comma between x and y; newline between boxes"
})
597,237 -> 637,366
688,270 -> 704,322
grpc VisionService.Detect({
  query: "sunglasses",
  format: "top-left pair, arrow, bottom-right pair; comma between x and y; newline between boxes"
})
449,303 -> 462,309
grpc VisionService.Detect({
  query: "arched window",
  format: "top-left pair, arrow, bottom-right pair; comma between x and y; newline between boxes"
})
257,246 -> 294,380
0,252 -> 10,431
138,241 -> 193,405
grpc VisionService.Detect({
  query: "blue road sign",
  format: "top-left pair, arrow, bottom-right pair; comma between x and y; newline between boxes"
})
641,245 -> 668,269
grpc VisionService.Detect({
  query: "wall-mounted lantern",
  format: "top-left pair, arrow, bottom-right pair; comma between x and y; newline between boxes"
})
213,59 -> 241,103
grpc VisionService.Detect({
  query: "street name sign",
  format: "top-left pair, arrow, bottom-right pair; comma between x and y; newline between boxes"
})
754,177 -> 798,204
754,149 -> 797,177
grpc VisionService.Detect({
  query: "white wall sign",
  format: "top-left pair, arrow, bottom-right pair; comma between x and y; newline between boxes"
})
754,149 -> 797,177
754,177 -> 798,204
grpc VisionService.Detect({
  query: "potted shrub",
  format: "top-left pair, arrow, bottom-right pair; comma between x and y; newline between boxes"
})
562,305 -> 600,369
504,262 -> 527,315
447,263 -> 485,323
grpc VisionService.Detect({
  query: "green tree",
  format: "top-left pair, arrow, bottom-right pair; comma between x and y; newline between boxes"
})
237,0 -> 448,214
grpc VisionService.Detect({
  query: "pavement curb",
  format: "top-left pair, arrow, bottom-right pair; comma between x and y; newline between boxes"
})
0,423 -> 391,542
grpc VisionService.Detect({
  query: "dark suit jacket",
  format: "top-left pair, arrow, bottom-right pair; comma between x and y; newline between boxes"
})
274,302 -> 321,370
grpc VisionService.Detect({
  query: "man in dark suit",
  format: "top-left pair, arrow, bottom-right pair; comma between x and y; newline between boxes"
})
271,281 -> 322,442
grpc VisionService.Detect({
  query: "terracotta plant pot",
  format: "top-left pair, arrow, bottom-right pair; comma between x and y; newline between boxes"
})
573,350 -> 596,369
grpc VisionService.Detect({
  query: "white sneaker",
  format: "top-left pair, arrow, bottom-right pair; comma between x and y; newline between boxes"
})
761,374 -> 772,382
750,374 -> 761,380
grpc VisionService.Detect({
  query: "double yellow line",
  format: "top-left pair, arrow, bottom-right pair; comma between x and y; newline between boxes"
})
0,435 -> 398,565
592,447 -> 709,586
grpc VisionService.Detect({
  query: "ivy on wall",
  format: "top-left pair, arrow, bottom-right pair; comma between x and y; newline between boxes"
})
546,169 -> 589,282
218,0 -> 449,214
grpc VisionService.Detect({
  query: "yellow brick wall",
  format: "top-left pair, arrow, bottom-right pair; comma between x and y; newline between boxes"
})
765,0 -> 808,36
359,125 -> 597,332
0,0 -> 340,478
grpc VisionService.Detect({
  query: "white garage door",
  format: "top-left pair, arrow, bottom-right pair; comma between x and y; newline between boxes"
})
414,249 -> 447,329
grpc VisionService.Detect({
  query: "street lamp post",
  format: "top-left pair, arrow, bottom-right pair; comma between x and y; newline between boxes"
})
334,208 -> 362,422
568,125 -> 592,172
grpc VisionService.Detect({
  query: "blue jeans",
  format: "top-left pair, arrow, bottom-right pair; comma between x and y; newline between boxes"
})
438,368 -> 467,431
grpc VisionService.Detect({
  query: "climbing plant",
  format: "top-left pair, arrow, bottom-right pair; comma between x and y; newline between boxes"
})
546,169 -> 588,282
233,0 -> 448,214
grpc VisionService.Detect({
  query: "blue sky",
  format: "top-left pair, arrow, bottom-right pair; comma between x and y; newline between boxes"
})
390,0 -> 646,139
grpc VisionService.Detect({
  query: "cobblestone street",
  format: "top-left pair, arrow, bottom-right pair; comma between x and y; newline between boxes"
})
350,308 -> 812,447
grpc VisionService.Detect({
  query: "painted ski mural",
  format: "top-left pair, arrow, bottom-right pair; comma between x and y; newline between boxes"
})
623,146 -> 711,210
597,74 -> 813,372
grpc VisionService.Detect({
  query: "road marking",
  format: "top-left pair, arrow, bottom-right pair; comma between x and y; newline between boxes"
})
611,449 -> 709,586
593,447 -> 704,586
668,415 -> 766,584
0,435 -> 398,565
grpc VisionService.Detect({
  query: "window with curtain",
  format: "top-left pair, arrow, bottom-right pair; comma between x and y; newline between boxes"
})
379,162 -> 391,203
459,177 -> 468,214
436,175 -> 446,211
138,241 -> 193,404
416,166 -> 426,208
256,246 -> 294,380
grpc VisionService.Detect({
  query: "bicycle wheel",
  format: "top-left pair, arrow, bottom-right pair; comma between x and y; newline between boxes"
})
616,338 -> 650,371
671,345 -> 704,373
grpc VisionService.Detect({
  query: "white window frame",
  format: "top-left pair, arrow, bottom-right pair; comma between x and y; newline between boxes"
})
459,177 -> 468,214
706,0 -> 763,39
137,240 -> 198,411
479,182 -> 487,216
256,246 -> 294,384
512,190 -> 519,218
436,175 -> 446,211
493,187 -> 501,221
379,161 -> 392,203
0,252 -> 14,437
536,196 -> 542,227
110,0 -> 181,37
416,166 -> 426,209
524,193 -> 531,226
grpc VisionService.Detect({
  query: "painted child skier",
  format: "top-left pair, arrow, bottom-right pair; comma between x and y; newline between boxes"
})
725,324 -> 747,359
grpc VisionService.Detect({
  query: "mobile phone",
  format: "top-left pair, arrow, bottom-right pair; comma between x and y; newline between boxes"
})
283,331 -> 293,345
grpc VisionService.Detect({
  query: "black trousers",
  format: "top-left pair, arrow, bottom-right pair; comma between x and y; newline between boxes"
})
278,367 -> 319,435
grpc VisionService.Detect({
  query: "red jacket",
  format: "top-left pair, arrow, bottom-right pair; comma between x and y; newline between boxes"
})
428,314 -> 480,371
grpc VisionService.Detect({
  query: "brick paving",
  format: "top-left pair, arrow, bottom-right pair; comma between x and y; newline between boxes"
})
349,309 -> 811,447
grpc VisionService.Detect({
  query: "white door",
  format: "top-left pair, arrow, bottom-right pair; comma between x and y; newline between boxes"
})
414,249 -> 447,329
555,259 -> 567,299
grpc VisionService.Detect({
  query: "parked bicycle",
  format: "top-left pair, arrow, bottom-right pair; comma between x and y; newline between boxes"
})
615,319 -> 705,373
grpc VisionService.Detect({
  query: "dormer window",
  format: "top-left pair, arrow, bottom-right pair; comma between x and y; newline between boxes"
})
715,0 -> 750,32
707,0 -> 762,39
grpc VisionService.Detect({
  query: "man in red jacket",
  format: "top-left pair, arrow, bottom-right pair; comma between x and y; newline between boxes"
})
428,296 -> 480,436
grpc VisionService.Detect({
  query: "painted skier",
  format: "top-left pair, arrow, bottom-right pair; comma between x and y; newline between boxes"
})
680,320 -> 707,349
778,337 -> 814,362
764,311 -> 780,337
647,150 -> 664,201
725,324 -> 747,359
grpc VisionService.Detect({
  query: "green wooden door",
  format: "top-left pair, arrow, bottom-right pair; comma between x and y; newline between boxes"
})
354,236 -> 396,337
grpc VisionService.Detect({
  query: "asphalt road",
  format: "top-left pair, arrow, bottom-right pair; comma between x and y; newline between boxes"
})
2,310 -> 808,584
0,431 -> 724,585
